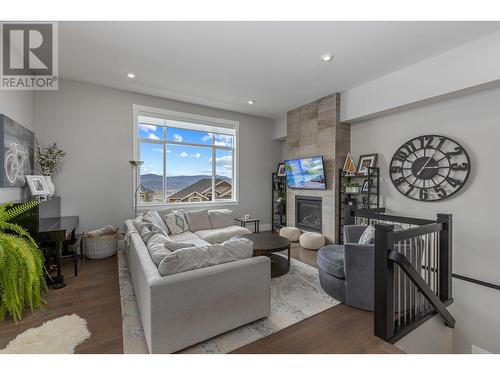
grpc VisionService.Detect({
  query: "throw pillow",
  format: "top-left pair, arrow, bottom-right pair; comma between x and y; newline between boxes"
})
141,226 -> 169,244
158,238 -> 254,276
132,214 -> 144,231
358,225 -> 376,244
185,209 -> 212,232
143,210 -> 170,235
208,209 -> 234,229
146,234 -> 172,266
165,210 -> 190,235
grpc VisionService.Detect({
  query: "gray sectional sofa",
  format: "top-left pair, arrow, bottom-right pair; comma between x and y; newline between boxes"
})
123,208 -> 271,353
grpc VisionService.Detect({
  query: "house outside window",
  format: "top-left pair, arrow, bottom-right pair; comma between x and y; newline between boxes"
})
133,105 -> 238,207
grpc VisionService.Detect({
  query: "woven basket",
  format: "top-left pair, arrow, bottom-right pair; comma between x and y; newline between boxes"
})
84,233 -> 117,259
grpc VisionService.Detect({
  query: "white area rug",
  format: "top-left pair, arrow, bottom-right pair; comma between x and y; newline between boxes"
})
118,250 -> 338,354
0,314 -> 91,354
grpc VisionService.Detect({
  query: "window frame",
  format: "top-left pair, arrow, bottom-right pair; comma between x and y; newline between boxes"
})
132,104 -> 239,210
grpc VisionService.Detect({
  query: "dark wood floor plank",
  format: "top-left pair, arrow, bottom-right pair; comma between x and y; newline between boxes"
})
0,255 -> 123,354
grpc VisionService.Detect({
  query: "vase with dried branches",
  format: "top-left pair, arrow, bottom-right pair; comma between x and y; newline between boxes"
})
34,142 -> 65,197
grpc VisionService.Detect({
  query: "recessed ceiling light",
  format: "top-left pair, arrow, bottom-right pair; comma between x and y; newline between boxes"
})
320,54 -> 334,62
247,100 -> 255,105
127,73 -> 136,78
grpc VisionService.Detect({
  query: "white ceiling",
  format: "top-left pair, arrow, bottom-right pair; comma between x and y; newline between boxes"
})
59,21 -> 500,119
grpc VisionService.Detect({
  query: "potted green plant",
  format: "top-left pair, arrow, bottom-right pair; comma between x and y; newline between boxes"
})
0,200 -> 46,321
344,181 -> 361,194
35,141 -> 65,198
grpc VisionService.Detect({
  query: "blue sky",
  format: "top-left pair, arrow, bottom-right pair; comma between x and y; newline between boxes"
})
138,124 -> 233,178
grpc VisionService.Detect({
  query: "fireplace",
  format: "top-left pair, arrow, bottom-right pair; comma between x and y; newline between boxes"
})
295,196 -> 322,233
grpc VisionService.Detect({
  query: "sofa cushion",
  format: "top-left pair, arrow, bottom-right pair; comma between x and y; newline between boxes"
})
143,209 -> 170,235
358,225 -> 375,244
165,210 -> 190,235
146,234 -> 173,266
158,238 -> 254,276
317,245 -> 345,279
194,225 -> 251,244
208,209 -> 234,229
185,209 -> 212,232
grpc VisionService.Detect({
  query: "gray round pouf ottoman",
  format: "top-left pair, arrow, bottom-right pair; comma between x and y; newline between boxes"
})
299,232 -> 325,250
279,226 -> 301,242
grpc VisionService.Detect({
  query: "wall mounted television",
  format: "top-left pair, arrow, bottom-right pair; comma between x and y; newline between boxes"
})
284,156 -> 326,190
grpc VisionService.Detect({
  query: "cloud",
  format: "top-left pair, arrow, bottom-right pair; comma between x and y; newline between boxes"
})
166,149 -> 171,153
148,134 -> 160,140
209,155 -> 232,165
178,151 -> 188,157
190,152 -> 201,158
152,147 -> 163,153
139,124 -> 157,132
140,164 -> 161,175
214,135 -> 233,146
201,133 -> 212,143
173,134 -> 183,142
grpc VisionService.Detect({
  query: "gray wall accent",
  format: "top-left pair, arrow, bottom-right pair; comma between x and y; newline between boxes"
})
351,85 -> 500,353
286,93 -> 350,243
34,79 -> 281,232
0,90 -> 34,202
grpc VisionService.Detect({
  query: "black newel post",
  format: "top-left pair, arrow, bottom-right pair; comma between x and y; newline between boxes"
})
374,223 -> 395,341
437,213 -> 453,302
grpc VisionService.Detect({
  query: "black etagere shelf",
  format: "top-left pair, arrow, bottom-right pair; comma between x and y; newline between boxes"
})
272,173 -> 287,232
337,167 -> 380,243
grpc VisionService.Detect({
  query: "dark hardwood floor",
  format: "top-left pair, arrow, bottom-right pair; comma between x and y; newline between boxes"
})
232,239 -> 402,354
0,233 -> 401,354
0,255 -> 123,354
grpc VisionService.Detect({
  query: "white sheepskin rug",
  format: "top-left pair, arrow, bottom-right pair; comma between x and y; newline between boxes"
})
0,314 -> 91,354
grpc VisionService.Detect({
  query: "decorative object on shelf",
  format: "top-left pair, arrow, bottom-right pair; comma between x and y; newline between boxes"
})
276,162 -> 286,177
34,141 -> 65,197
389,135 -> 470,201
129,160 -> 144,214
0,114 -> 34,187
272,172 -> 287,231
356,153 -> 377,175
337,167 -> 380,243
0,200 -> 46,322
342,152 -> 357,176
362,179 -> 372,193
344,181 -> 361,194
26,175 -> 51,198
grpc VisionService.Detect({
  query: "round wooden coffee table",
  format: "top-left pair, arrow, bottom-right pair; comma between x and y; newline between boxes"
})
234,233 -> 291,278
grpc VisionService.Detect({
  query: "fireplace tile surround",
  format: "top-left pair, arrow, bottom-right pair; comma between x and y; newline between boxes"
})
285,93 -> 350,244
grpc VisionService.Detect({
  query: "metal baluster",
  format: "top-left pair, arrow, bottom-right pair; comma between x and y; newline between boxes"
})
426,233 -> 431,312
403,240 -> 407,326
436,231 -> 440,298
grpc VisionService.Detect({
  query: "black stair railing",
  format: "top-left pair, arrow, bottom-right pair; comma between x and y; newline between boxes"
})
345,208 -> 455,343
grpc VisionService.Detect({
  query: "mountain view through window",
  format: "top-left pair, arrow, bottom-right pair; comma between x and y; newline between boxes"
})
136,114 -> 236,205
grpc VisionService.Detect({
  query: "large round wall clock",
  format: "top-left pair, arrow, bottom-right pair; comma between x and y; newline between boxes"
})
389,135 -> 470,201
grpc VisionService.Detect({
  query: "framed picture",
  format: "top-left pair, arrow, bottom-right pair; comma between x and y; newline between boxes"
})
362,179 -> 372,192
277,163 -> 286,177
357,154 -> 377,175
26,175 -> 50,197
0,114 -> 35,187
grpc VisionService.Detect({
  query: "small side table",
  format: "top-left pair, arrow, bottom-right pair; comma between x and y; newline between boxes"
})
235,217 -> 260,233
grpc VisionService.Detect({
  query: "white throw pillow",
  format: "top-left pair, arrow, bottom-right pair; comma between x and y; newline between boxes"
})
158,238 -> 254,276
185,209 -> 212,232
165,210 -> 190,235
358,225 -> 376,244
147,234 -> 172,266
141,226 -> 169,244
208,209 -> 234,229
143,210 -> 170,235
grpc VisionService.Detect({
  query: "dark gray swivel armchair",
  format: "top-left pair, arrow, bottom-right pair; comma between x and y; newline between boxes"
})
317,225 -> 374,311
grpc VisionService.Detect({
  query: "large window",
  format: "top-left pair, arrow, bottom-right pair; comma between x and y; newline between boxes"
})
133,106 -> 238,206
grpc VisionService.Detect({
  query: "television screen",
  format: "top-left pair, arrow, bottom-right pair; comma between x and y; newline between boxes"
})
284,156 -> 326,190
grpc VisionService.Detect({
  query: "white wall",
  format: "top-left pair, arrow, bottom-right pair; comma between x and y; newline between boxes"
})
273,115 -> 287,140
34,79 -> 281,232
0,90 -> 35,202
342,30 -> 500,122
351,85 -> 500,353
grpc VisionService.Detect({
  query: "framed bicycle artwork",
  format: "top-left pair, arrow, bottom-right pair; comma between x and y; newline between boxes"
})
0,114 -> 34,187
